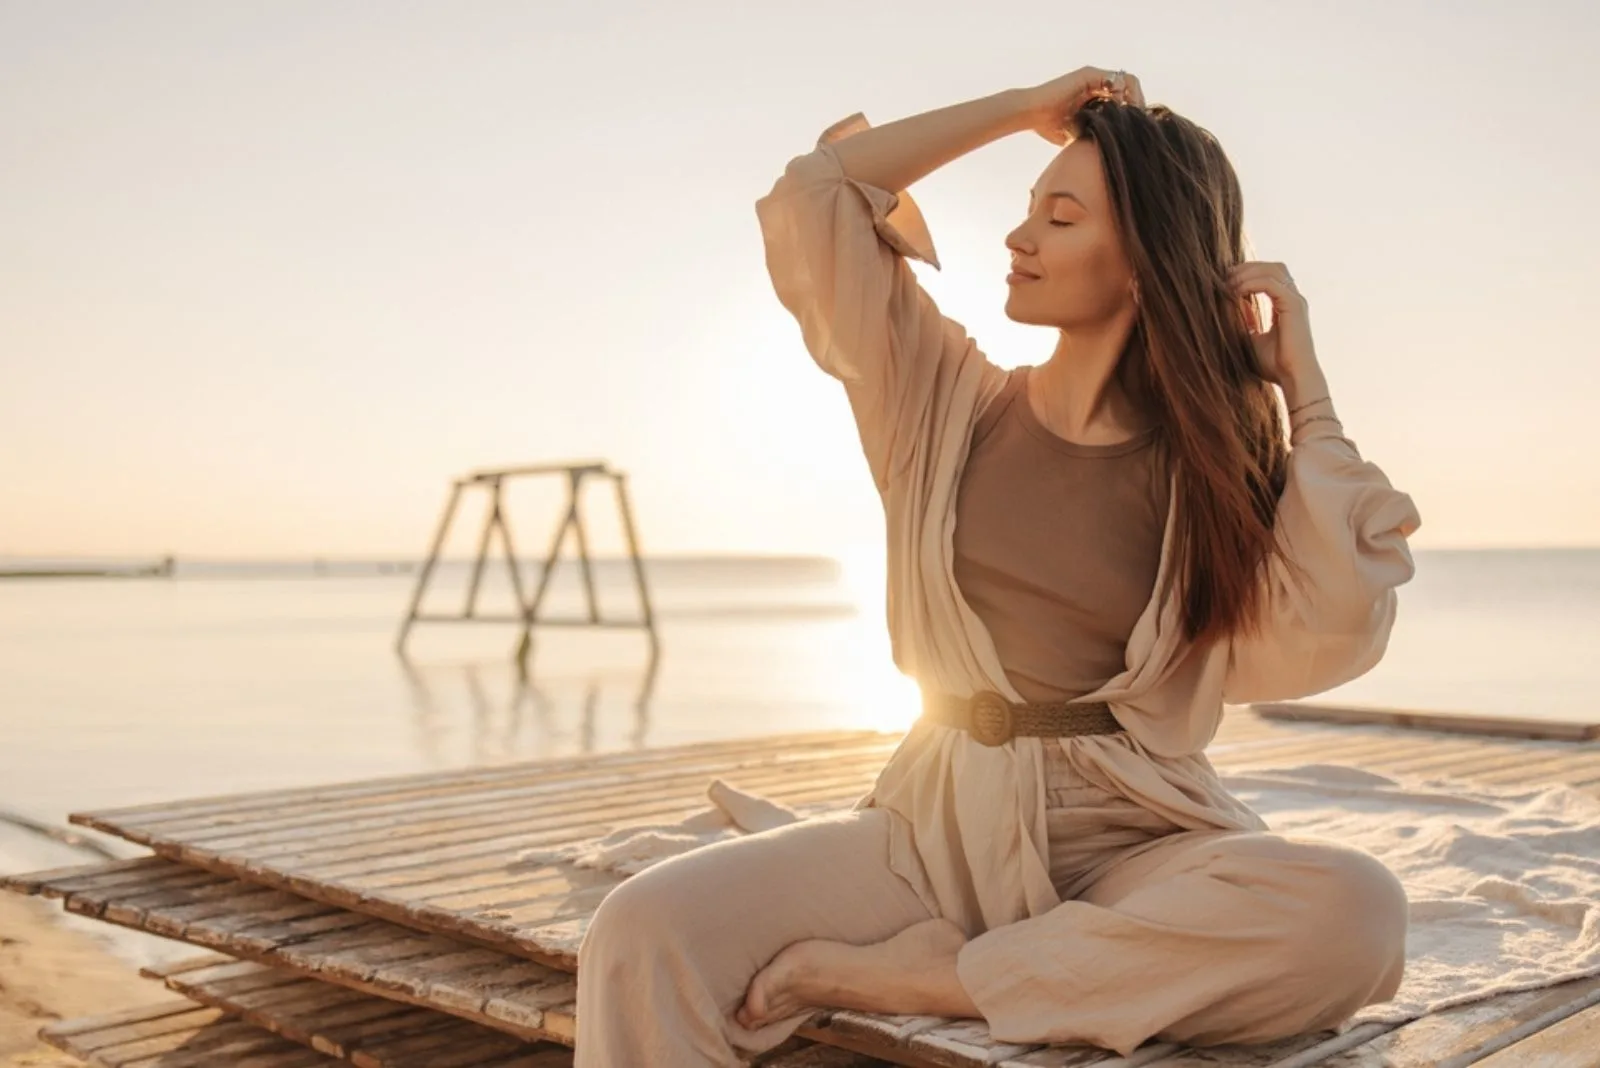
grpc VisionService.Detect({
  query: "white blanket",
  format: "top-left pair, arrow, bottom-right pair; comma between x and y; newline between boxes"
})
521,764 -> 1600,1030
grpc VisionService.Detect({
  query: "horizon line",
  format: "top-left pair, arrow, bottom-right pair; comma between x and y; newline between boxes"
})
3,545 -> 1600,565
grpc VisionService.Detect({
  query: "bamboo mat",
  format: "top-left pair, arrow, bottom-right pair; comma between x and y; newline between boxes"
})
38,999 -> 337,1068
43,961 -> 881,1068
144,955 -> 569,1067
11,714 -> 1600,1067
67,729 -> 902,966
50,717 -> 1600,973
14,855 -> 577,1044
142,955 -> 885,1068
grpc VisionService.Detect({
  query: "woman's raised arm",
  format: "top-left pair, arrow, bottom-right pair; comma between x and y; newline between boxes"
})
754,70 -> 1141,491
829,67 -> 1146,192
823,89 -> 1035,196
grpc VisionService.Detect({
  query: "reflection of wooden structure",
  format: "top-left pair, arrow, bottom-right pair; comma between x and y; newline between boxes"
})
399,646 -> 664,759
395,460 -> 657,659
11,708 -> 1600,1066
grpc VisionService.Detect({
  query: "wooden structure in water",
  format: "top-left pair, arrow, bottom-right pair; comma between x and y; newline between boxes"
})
9,705 -> 1600,1067
395,460 -> 657,661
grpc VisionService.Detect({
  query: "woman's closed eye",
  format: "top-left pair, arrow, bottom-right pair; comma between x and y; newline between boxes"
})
1050,220 -> 1075,227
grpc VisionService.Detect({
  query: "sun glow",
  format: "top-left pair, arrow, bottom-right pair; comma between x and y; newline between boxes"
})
834,542 -> 922,734
854,669 -> 923,734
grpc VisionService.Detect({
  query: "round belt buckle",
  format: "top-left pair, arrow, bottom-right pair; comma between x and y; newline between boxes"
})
969,690 -> 1014,747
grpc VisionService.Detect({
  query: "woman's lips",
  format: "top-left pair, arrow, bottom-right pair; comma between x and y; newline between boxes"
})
1007,271 -> 1039,285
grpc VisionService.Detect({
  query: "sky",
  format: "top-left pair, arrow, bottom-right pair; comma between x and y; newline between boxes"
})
3,1 -> 1598,562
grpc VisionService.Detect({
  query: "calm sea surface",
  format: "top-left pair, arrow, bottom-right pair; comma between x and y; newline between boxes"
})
3,549 -> 1598,881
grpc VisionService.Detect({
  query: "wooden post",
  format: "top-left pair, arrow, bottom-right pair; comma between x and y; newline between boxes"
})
569,469 -> 600,626
396,480 -> 466,655
613,471 -> 658,655
518,486 -> 578,660
463,477 -> 500,618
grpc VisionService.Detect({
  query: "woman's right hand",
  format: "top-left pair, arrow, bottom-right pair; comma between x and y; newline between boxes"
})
1020,67 -> 1145,145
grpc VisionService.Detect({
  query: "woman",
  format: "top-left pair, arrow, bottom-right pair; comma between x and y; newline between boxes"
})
575,67 -> 1421,1065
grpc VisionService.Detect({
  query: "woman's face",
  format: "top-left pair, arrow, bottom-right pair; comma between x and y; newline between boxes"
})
1004,138 -> 1135,330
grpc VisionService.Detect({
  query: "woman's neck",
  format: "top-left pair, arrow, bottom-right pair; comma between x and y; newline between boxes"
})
1029,324 -> 1150,446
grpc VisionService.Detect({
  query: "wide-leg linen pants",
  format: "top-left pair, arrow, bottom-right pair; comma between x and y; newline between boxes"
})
574,741 -> 1408,1065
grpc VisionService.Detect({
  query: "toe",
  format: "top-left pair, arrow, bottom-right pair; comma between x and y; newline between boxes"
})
737,983 -> 766,1031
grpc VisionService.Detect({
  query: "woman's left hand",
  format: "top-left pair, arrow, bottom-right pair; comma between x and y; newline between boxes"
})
1230,261 -> 1320,388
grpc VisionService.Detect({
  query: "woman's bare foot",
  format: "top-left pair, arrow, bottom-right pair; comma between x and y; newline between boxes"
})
735,918 -> 978,1032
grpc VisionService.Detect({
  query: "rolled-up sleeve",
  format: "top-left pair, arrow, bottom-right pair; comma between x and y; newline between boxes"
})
755,112 -> 989,491
1222,426 -> 1422,704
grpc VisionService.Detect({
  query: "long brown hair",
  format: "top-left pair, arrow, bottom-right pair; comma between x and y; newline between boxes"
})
1070,97 -> 1298,647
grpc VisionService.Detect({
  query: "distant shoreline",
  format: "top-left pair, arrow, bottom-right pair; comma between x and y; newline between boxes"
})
0,553 -> 849,582
0,546 -> 1595,583
3,547 -> 1595,565
0,557 -> 175,581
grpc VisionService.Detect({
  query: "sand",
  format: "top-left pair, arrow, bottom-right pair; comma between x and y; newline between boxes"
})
0,895 -> 174,1068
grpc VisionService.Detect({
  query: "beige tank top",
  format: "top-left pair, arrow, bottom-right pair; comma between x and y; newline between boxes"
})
952,366 -> 1171,703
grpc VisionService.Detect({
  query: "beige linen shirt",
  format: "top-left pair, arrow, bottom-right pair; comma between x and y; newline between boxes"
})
754,112 -> 1423,938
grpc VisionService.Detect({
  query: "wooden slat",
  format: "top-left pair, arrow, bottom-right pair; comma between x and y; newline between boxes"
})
80,756 -> 886,891
139,950 -> 237,979
1373,741 -> 1572,783
63,753 -> 900,955
22,864 -> 1069,1067
1474,749 -> 1600,788
1252,702 -> 1600,741
0,855 -> 159,896
43,728 -> 1433,960
1222,732 -> 1470,773
796,1012 -> 1385,1068
202,756 -> 886,882
21,723 -> 1600,1068
270,772 -> 861,949
758,1045 -> 895,1067
1294,974 -> 1600,1067
26,858 -> 580,1043
72,720 -> 1382,857
126,741 -> 899,850
1473,1004 -> 1600,1067
158,955 -> 881,1067
159,958 -> 574,1067
75,730 -> 891,832
811,1013 -> 1049,1068
39,998 -> 334,1067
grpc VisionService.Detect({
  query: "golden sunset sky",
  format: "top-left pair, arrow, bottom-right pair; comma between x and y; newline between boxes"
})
4,1 -> 1596,560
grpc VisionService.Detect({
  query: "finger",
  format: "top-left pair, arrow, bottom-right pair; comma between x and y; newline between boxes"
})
1233,273 -> 1306,311
1080,66 -> 1114,96
1229,262 -> 1299,290
1124,73 -> 1145,107
1228,268 -> 1290,292
1088,66 -> 1134,103
1229,260 -> 1288,278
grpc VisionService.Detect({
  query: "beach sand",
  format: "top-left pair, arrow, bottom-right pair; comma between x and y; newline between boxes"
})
0,895 -> 172,1068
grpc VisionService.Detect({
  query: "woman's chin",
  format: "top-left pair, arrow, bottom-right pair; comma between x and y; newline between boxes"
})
1003,295 -> 1044,326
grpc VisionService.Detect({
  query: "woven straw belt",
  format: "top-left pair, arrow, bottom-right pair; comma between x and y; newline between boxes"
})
921,690 -> 1125,747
